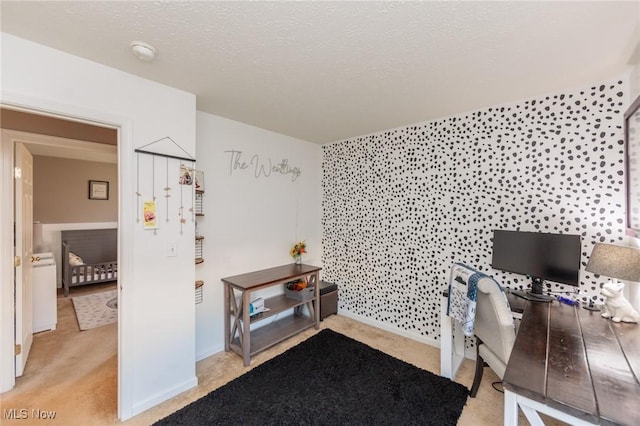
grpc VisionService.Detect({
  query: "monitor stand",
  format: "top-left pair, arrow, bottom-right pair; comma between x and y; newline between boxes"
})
511,289 -> 554,303
511,277 -> 554,303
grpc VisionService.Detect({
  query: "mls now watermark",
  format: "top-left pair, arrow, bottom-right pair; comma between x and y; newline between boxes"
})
3,408 -> 57,420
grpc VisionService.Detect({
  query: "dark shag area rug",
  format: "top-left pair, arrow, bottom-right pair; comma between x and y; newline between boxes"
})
154,329 -> 468,426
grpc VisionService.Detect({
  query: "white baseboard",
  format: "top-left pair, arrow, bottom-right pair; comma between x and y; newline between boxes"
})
196,310 -> 477,370
196,344 -> 224,362
337,309 -> 477,361
337,309 -> 440,348
130,376 -> 198,419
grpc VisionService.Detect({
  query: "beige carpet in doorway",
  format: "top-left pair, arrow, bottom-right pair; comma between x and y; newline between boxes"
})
72,290 -> 118,330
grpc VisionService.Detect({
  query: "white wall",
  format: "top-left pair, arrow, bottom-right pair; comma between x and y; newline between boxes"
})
194,111 -> 322,360
1,33 -> 197,419
628,10 -> 640,101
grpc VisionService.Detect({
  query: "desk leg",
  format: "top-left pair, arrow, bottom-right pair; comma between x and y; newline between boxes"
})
223,283 -> 230,351
313,272 -> 320,329
440,294 -> 453,378
508,392 -> 587,426
440,294 -> 465,379
504,389 -> 519,426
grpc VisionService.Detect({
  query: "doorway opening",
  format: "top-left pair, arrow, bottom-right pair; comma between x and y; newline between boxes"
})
1,107 -> 120,421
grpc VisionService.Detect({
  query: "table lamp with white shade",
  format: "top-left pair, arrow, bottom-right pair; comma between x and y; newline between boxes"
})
585,242 -> 640,313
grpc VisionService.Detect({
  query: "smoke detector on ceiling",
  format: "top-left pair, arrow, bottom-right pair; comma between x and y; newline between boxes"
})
130,41 -> 157,62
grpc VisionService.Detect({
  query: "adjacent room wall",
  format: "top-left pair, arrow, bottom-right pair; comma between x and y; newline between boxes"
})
194,111 -> 322,360
33,156 -> 118,223
322,78 -> 628,346
33,155 -> 118,283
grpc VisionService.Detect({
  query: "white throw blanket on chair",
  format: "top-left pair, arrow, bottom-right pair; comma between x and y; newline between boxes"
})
447,263 -> 500,337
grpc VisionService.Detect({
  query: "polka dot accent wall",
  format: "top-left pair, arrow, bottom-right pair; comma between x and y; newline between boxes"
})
321,79 -> 627,341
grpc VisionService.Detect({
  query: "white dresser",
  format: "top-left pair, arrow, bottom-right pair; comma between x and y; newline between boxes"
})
32,252 -> 57,332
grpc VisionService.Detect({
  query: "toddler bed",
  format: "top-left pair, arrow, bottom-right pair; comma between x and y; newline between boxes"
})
61,228 -> 117,296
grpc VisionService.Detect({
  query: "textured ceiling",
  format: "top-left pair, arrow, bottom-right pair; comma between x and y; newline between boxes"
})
1,1 -> 639,144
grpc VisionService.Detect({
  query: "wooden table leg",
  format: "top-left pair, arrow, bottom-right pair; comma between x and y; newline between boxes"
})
242,290 -> 251,367
313,272 -> 320,328
223,283 -> 230,351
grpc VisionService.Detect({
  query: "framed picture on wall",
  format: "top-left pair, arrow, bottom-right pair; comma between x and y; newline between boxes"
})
89,180 -> 109,200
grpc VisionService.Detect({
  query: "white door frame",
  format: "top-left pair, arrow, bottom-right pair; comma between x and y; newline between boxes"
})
0,91 -> 135,420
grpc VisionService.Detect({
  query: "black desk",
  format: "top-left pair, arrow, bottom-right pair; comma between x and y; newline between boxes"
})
503,300 -> 640,425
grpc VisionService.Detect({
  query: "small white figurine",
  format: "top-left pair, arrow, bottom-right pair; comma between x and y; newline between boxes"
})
601,281 -> 640,323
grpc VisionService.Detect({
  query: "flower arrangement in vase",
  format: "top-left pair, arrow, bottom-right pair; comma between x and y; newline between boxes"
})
290,241 -> 306,265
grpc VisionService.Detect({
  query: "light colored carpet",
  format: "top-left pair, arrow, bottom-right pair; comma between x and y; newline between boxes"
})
3,287 -> 566,425
72,290 -> 118,330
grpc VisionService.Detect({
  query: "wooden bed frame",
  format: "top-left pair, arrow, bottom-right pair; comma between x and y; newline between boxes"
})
61,228 -> 117,297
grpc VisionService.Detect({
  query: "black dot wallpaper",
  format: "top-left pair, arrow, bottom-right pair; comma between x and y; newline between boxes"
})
321,79 -> 627,342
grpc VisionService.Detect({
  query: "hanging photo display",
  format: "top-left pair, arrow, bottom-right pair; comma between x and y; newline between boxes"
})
134,136 -> 196,233
143,201 -> 158,229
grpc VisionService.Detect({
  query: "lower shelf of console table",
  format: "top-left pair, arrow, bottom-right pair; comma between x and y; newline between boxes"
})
222,264 -> 322,366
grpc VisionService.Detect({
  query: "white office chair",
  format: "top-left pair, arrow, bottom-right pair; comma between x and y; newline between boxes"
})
469,276 -> 516,397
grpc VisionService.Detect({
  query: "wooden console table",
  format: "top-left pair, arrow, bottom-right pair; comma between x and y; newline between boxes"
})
222,264 -> 321,366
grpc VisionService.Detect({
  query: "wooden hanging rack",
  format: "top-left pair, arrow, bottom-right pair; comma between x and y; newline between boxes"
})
134,136 -> 196,162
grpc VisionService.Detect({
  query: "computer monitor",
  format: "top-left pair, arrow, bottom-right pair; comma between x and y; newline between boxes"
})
491,230 -> 581,301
